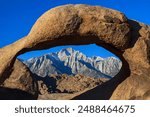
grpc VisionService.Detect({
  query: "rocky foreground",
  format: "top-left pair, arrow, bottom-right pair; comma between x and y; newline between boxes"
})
37,74 -> 109,100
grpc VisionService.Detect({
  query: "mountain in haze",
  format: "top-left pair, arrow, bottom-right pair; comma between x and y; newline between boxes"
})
23,48 -> 122,78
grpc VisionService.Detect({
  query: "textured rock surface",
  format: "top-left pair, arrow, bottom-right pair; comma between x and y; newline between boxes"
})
38,80 -> 49,95
37,74 -> 108,100
0,59 -> 38,99
0,4 -> 150,99
109,21 -> 150,100
24,48 -> 121,78
56,74 -> 107,93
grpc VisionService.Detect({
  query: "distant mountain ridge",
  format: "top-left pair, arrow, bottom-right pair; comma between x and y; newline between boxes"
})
24,48 -> 122,78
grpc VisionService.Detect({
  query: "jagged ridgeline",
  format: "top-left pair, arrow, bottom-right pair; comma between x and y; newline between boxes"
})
23,48 -> 122,78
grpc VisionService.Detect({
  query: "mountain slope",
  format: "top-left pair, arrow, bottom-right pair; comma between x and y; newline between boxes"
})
24,48 -> 122,78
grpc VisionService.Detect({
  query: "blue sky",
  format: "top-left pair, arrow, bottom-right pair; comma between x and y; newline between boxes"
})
0,0 -> 150,60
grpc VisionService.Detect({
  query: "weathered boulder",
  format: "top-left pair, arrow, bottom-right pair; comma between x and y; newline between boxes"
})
0,59 -> 38,99
0,4 -> 150,99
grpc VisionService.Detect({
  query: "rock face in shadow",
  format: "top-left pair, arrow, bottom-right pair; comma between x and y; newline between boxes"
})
0,4 -> 150,99
0,59 -> 38,100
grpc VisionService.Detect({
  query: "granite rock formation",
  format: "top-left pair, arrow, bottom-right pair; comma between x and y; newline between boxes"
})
0,4 -> 150,99
38,74 -> 108,94
37,74 -> 109,100
0,59 -> 38,99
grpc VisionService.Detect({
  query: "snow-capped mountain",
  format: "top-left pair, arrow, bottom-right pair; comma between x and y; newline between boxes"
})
24,48 -> 122,78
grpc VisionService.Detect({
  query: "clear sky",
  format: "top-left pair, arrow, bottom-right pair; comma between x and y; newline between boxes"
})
0,0 -> 150,60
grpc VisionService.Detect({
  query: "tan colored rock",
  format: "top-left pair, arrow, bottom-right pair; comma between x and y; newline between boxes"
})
109,21 -> 150,100
56,74 -> 106,93
38,81 -> 49,95
0,59 -> 38,99
0,4 -> 150,99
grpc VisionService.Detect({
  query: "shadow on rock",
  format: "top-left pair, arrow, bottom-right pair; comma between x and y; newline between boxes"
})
0,87 -> 37,100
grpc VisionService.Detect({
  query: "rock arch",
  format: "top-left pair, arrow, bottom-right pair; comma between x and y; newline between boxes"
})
0,4 -> 150,99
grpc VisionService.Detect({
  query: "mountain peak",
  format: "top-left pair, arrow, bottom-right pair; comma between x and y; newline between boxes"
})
24,48 -> 122,78
106,56 -> 119,61
66,47 -> 73,52
92,56 -> 104,61
60,48 -> 74,52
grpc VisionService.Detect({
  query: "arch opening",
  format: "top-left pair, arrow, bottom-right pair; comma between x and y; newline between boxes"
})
17,44 -> 124,99
19,44 -> 122,78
